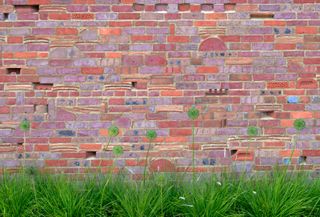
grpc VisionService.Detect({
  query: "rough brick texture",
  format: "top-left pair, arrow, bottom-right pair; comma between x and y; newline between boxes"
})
0,0 -> 319,176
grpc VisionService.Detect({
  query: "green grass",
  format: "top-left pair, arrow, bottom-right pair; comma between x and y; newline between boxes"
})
0,169 -> 319,217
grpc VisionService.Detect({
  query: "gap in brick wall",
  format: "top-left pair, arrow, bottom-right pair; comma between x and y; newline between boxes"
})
205,89 -> 228,95
133,3 -> 144,11
3,13 -> 9,20
6,68 -> 21,75
155,3 -> 168,12
221,119 -> 227,128
14,5 -> 40,13
86,151 -> 96,159
201,4 -> 214,11
131,81 -> 137,88
32,82 -> 54,90
34,104 -> 48,113
230,149 -> 237,156
224,3 -> 236,11
299,156 -> 307,164
250,13 -> 274,19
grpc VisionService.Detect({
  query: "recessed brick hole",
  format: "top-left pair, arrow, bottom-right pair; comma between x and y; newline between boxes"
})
201,4 -> 214,11
299,156 -> 307,164
250,13 -> 274,19
14,5 -> 39,13
178,3 -> 190,11
3,13 -> 9,20
231,149 -> 237,156
32,82 -> 53,90
133,3 -> 144,11
131,81 -> 137,88
155,4 -> 168,12
6,68 -> 21,75
86,151 -> 96,159
34,104 -> 48,113
205,89 -> 228,95
17,142 -> 23,146
221,119 -> 227,127
224,3 -> 236,11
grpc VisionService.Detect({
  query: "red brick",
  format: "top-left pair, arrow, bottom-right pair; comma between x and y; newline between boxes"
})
296,26 -> 318,34
99,28 -> 122,35
264,20 -> 286,26
49,138 -> 72,143
118,13 -> 140,20
302,150 -> 320,156
49,13 -> 71,20
72,13 -> 94,20
56,28 -> 78,35
170,129 -> 192,136
81,67 -> 104,75
0,106 -> 10,114
205,13 -> 227,20
167,36 -> 189,43
34,144 -> 49,152
275,44 -> 296,50
194,21 -> 216,26
197,66 -> 219,74
125,159 -> 146,166
7,36 -> 23,43
145,55 -> 167,66
267,82 -> 289,89
45,160 -> 67,167
280,150 -> 300,157
291,111 -> 313,119
79,144 -> 102,150
91,160 -> 113,167
178,3 -> 190,11
303,58 -> 320,64
131,35 -> 153,42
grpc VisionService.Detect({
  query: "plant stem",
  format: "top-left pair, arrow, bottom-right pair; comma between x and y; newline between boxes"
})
289,135 -> 297,166
99,137 -> 112,171
143,140 -> 152,185
192,122 -> 195,185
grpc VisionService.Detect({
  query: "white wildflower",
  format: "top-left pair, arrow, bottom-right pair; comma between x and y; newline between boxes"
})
216,181 -> 222,186
252,191 -> 257,195
179,196 -> 185,200
182,204 -> 194,207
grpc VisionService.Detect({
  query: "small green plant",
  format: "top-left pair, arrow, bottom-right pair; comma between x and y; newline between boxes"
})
188,106 -> 200,184
188,106 -> 200,120
294,119 -> 306,131
103,125 -> 119,151
247,126 -> 259,137
19,118 -> 30,171
289,119 -> 307,166
112,146 -> 124,156
19,118 -> 30,132
143,130 -> 157,184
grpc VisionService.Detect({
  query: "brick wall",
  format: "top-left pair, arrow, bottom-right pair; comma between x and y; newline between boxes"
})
0,0 -> 319,175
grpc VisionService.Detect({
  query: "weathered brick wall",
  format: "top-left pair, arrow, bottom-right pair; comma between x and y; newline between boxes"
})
0,0 -> 319,175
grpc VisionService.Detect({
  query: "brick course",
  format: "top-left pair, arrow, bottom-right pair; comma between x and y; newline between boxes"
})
0,0 -> 319,175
